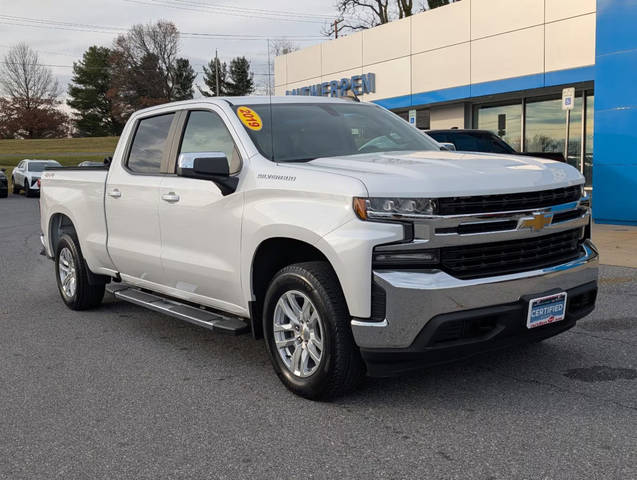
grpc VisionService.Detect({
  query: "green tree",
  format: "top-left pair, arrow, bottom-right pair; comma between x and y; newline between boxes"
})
131,53 -> 167,104
198,56 -> 228,97
172,58 -> 196,101
226,56 -> 254,96
67,46 -> 123,136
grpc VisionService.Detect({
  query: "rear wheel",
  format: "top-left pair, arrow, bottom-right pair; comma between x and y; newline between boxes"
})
263,261 -> 364,400
12,177 -> 20,194
55,234 -> 105,310
24,179 -> 32,197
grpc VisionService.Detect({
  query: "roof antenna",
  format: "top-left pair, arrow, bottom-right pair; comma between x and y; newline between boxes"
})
267,38 -> 276,162
343,90 -> 360,102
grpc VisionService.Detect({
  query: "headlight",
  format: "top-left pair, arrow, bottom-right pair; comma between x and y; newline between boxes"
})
353,197 -> 438,221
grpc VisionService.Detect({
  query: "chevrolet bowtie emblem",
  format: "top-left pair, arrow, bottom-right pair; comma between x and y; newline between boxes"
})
519,212 -> 553,232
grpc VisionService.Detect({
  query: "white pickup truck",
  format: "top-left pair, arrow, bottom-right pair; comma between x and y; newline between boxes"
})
40,96 -> 598,399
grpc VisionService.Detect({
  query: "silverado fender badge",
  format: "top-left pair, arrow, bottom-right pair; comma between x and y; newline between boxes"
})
519,212 -> 553,232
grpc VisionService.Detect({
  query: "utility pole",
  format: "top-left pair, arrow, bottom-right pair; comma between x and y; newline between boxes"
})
215,49 -> 219,96
266,38 -> 272,96
334,19 -> 343,39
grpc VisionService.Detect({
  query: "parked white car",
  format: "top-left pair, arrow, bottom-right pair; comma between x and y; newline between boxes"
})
12,159 -> 61,197
39,97 -> 598,399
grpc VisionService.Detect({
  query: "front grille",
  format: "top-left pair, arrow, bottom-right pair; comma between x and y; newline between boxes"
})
440,228 -> 583,279
437,219 -> 519,235
438,186 -> 581,215
552,208 -> 586,224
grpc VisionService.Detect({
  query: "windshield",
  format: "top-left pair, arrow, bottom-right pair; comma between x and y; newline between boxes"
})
234,103 -> 440,162
28,161 -> 60,172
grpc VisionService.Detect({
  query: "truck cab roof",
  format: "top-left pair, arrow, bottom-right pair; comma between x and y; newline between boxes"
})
133,95 -> 356,117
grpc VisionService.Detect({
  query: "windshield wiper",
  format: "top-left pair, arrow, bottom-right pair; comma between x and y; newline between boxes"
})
277,157 -> 317,163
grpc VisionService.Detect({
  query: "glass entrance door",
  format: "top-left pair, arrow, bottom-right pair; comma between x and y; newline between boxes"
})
475,102 -> 522,151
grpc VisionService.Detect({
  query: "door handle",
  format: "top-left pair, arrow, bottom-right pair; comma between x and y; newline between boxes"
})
108,189 -> 121,198
161,192 -> 180,203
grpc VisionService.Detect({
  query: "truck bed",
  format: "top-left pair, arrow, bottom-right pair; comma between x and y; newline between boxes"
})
40,167 -> 114,274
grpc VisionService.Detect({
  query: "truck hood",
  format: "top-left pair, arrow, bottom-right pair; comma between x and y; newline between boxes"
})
293,150 -> 583,197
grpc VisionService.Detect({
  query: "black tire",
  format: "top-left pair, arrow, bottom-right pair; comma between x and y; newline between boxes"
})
0,190 -> 7,198
24,179 -> 33,197
55,233 -> 105,310
12,177 -> 20,194
263,261 -> 364,400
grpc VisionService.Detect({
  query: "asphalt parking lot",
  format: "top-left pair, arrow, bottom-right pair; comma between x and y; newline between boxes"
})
1,195 -> 635,479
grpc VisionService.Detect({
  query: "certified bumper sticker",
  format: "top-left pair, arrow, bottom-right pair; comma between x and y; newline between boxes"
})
237,106 -> 262,131
527,292 -> 568,329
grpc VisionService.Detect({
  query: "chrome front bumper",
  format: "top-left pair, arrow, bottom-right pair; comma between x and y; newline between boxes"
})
351,240 -> 598,349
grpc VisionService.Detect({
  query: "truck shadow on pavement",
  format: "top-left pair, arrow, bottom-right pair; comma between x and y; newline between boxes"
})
93,294 -> 634,410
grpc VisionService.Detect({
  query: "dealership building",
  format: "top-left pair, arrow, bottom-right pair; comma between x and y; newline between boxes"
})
274,0 -> 637,225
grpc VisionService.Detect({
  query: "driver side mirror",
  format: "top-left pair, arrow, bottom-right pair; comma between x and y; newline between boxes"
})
177,152 -> 238,195
439,142 -> 456,152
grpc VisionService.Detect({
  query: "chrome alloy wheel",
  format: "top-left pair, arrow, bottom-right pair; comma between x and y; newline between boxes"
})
273,290 -> 324,378
58,247 -> 77,299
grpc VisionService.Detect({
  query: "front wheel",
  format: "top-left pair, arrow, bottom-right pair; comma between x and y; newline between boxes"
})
55,234 -> 105,310
263,261 -> 364,400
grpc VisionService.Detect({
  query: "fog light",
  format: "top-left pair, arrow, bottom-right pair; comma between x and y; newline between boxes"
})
372,248 -> 440,268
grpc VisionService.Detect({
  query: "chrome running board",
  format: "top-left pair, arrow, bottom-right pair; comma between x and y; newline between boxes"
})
106,284 -> 249,335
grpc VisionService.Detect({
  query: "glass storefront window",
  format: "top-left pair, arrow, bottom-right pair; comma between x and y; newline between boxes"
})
476,103 -> 522,151
567,97 -> 583,169
524,96 -> 583,170
584,94 -> 594,187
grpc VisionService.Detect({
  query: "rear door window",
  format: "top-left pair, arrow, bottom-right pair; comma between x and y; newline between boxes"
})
127,113 -> 175,174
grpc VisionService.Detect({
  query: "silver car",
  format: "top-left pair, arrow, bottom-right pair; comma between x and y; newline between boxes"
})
12,159 -> 61,197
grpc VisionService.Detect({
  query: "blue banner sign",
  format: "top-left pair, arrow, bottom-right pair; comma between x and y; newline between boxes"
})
286,73 -> 375,97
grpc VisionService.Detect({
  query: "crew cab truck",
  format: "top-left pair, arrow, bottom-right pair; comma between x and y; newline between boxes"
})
40,97 -> 598,399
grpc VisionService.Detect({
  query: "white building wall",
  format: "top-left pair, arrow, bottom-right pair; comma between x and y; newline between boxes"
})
429,104 -> 466,130
471,26 -> 545,84
275,0 -> 596,102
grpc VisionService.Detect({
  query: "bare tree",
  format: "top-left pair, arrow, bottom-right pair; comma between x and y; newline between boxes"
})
324,1 -> 390,35
259,39 -> 300,95
0,43 -> 68,138
323,0 -> 457,36
425,0 -> 453,9
109,21 -> 195,122
0,43 -> 59,109
270,39 -> 300,57
112,21 -> 179,100
397,0 -> 414,18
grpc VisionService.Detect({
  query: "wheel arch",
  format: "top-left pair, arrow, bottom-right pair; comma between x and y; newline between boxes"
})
48,212 -> 109,286
48,212 -> 78,255
248,236 -> 346,339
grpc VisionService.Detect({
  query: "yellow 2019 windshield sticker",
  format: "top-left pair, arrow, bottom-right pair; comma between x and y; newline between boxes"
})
237,106 -> 263,131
